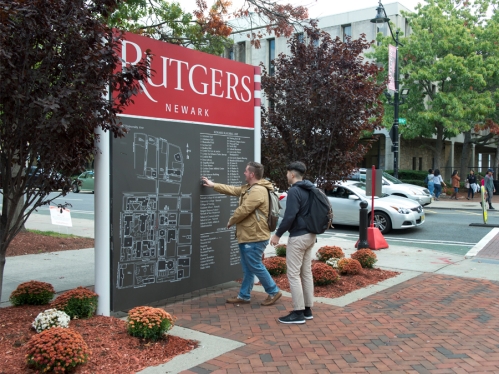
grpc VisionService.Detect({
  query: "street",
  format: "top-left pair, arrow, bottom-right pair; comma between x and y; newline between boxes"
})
323,206 -> 499,256
27,191 -> 95,220
24,193 -> 498,257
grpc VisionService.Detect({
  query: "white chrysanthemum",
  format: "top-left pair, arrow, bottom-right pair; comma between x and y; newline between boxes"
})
32,308 -> 70,333
326,258 -> 341,268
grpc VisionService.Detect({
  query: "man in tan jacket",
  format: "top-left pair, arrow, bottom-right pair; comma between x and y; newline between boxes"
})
202,161 -> 282,306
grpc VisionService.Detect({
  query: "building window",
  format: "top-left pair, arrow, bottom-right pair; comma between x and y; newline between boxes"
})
227,46 -> 234,60
296,32 -> 304,44
342,24 -> 351,42
268,38 -> 275,76
419,157 -> 422,171
237,42 -> 246,63
413,157 -> 417,170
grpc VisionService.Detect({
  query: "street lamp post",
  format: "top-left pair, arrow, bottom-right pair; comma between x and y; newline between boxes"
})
371,1 -> 402,179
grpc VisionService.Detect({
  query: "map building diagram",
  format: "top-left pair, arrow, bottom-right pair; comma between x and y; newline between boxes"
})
117,133 -> 192,289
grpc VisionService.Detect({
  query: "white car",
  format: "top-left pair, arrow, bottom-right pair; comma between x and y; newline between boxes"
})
279,182 -> 425,234
348,168 -> 432,206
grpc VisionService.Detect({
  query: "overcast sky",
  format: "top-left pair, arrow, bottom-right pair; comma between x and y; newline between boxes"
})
181,0 -> 423,18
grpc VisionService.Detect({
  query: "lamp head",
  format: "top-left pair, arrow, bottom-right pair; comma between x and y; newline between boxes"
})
370,2 -> 390,24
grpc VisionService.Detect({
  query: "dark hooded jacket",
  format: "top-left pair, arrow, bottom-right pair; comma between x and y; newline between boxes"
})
275,180 -> 315,238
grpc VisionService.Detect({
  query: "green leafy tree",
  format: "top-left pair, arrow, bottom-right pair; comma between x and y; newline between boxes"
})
261,22 -> 385,189
0,0 -> 150,301
369,0 -> 499,174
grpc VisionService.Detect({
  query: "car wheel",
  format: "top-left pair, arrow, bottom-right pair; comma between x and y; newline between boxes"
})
72,184 -> 79,193
372,211 -> 392,234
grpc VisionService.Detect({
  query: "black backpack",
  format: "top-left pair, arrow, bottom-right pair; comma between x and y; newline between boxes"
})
301,187 -> 333,234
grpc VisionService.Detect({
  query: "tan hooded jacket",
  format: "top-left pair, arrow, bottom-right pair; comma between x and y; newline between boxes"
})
214,179 -> 273,243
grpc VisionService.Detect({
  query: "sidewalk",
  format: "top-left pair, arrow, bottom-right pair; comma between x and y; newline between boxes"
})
2,200 -> 499,373
3,232 -> 499,373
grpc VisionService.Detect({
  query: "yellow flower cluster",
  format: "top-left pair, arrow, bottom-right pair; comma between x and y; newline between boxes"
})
127,306 -> 176,341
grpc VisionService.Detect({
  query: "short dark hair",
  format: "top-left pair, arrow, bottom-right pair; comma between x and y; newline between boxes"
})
247,161 -> 264,179
428,169 -> 433,174
287,161 -> 306,177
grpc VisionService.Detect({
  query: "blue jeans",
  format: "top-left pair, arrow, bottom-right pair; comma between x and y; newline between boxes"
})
238,240 -> 279,301
427,181 -> 434,196
434,184 -> 442,198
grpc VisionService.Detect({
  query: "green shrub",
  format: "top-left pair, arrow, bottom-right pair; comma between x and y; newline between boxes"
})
51,287 -> 98,319
351,249 -> 378,268
26,327 -> 89,373
263,256 -> 287,276
312,262 -> 339,286
316,246 -> 344,262
385,169 -> 427,181
9,280 -> 55,306
127,306 -> 175,341
275,244 -> 287,257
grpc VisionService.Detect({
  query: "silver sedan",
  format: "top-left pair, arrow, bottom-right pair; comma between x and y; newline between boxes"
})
278,182 -> 425,234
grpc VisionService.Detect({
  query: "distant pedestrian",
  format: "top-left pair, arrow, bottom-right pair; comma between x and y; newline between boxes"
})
466,170 -> 477,200
433,169 -> 446,201
425,169 -> 435,197
450,170 -> 460,200
483,168 -> 496,209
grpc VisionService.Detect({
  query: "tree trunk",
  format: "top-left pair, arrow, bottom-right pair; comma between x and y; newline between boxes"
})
460,130 -> 472,178
434,123 -> 445,173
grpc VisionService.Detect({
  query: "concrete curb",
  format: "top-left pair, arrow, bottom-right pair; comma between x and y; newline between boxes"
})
464,227 -> 499,258
252,269 -> 421,308
137,326 -> 245,374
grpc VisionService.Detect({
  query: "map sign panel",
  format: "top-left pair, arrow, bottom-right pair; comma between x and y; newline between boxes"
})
111,33 -> 255,311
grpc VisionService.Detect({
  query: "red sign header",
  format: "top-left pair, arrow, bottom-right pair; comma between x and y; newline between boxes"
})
118,33 -> 255,128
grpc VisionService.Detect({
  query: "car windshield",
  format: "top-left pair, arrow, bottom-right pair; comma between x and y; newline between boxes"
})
382,172 -> 403,184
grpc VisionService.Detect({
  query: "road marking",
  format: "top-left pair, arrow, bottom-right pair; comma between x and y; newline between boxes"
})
35,207 -> 94,215
425,209 -> 483,216
325,232 -> 475,247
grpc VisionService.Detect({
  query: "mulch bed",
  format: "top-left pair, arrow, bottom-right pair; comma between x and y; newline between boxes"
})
0,305 -> 197,374
6,231 -> 95,257
272,266 -> 400,298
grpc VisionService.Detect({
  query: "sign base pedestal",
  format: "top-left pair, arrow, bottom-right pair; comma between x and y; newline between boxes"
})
367,227 -> 389,250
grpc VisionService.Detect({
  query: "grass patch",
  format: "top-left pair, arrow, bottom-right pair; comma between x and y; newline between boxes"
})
26,229 -> 85,239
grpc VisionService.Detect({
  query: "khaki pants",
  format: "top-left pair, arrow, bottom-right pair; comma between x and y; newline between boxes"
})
286,233 -> 316,311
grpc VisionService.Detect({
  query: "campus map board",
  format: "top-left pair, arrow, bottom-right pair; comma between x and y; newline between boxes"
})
110,33 -> 256,311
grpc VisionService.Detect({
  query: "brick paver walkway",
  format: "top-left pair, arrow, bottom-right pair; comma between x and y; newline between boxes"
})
475,232 -> 499,261
159,274 -> 499,374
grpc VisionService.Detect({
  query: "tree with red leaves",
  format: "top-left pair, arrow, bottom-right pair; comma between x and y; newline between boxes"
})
0,0 -> 150,301
261,23 -> 386,189
108,0 -> 309,54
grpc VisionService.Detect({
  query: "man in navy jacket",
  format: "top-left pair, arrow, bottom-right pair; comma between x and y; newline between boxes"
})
270,161 -> 316,324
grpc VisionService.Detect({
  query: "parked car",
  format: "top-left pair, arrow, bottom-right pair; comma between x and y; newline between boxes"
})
72,171 -> 94,193
279,182 -> 425,234
347,168 -> 432,206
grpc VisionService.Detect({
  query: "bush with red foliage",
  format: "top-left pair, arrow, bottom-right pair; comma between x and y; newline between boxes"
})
25,327 -> 90,373
312,262 -> 339,286
316,245 -> 345,262
337,258 -> 362,275
351,249 -> 378,268
263,256 -> 287,276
